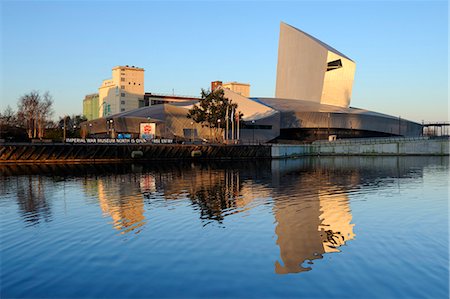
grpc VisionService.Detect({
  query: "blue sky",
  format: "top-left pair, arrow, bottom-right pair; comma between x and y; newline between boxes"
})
0,0 -> 448,122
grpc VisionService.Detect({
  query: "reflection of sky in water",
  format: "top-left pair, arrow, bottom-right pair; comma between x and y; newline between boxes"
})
0,157 -> 448,298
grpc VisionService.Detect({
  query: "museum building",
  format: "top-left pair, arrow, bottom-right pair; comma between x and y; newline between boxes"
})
81,22 -> 422,142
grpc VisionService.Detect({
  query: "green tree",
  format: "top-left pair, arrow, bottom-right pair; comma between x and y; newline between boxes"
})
187,88 -> 239,129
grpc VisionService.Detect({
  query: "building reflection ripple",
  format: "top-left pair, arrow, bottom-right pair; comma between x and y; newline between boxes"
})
2,156 -> 446,275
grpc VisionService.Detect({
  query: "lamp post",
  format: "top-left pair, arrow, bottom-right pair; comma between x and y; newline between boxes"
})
108,119 -> 114,138
251,120 -> 255,144
62,116 -> 68,143
89,123 -> 92,137
217,119 -> 221,143
190,121 -> 194,143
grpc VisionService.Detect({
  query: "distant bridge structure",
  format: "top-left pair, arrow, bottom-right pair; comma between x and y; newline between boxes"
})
422,121 -> 450,137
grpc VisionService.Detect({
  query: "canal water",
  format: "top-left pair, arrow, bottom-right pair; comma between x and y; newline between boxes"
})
1,157 -> 448,298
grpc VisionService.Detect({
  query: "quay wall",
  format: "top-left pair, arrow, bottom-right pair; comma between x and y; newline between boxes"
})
1,138 -> 448,163
271,138 -> 449,158
0,143 -> 271,163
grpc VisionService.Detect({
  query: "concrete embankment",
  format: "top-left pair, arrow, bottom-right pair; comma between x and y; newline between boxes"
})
0,143 -> 271,163
272,137 -> 449,158
1,138 -> 448,163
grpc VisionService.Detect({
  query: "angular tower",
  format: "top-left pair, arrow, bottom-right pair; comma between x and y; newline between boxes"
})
275,22 -> 356,108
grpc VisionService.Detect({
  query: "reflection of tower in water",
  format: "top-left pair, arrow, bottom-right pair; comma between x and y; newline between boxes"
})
274,171 -> 355,274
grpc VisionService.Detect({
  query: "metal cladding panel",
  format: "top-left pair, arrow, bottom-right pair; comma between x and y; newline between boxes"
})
275,22 -> 355,108
255,97 -> 422,137
279,111 -> 422,136
239,112 -> 281,143
162,105 -> 211,139
275,22 -> 328,102
321,52 -> 356,107
221,88 -> 277,121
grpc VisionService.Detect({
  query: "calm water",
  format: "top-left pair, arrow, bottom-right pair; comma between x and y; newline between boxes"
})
1,157 -> 448,299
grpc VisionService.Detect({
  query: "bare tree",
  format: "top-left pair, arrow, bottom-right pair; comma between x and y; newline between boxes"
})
17,91 -> 54,139
37,92 -> 53,138
0,105 -> 17,127
17,91 -> 39,138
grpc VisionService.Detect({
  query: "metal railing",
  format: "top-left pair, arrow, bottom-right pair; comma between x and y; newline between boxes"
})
312,136 -> 432,145
147,92 -> 201,99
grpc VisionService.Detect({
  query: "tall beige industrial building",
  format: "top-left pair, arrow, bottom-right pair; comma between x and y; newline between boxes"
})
222,81 -> 251,97
276,22 -> 356,108
211,81 -> 251,97
98,66 -> 145,117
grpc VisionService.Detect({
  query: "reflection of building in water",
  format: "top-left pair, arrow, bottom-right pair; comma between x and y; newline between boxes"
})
96,174 -> 147,234
140,174 -> 156,194
151,166 -> 267,223
13,176 -> 52,225
179,168 -> 244,222
272,161 -> 355,274
318,192 -> 355,253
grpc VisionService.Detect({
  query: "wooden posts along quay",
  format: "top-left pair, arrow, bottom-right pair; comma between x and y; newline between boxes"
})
0,137 -> 448,164
0,143 -> 272,164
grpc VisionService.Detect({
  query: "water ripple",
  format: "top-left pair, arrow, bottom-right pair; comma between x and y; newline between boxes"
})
1,157 -> 448,299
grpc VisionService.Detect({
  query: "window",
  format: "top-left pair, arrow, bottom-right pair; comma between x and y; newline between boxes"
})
121,78 -> 125,82
242,123 -> 272,130
121,85 -> 125,89
326,59 -> 343,71
121,93 -> 125,97
121,100 -> 125,105
121,108 -> 125,112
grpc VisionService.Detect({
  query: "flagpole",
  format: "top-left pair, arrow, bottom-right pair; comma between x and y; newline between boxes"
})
225,104 -> 229,142
236,112 -> 240,144
231,107 -> 235,143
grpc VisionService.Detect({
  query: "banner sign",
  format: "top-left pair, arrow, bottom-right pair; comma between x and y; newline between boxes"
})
140,123 -> 156,140
65,138 -> 173,144
66,138 -> 148,144
118,133 -> 132,139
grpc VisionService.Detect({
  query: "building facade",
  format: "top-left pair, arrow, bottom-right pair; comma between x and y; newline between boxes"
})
222,82 -> 251,97
81,22 -> 422,142
83,93 -> 99,121
98,65 -> 145,117
144,93 -> 200,106
276,22 -> 355,108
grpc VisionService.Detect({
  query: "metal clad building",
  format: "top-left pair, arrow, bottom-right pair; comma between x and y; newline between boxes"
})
81,22 -> 422,143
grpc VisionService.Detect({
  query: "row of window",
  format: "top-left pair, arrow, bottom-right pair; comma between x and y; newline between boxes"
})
120,77 -> 142,86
